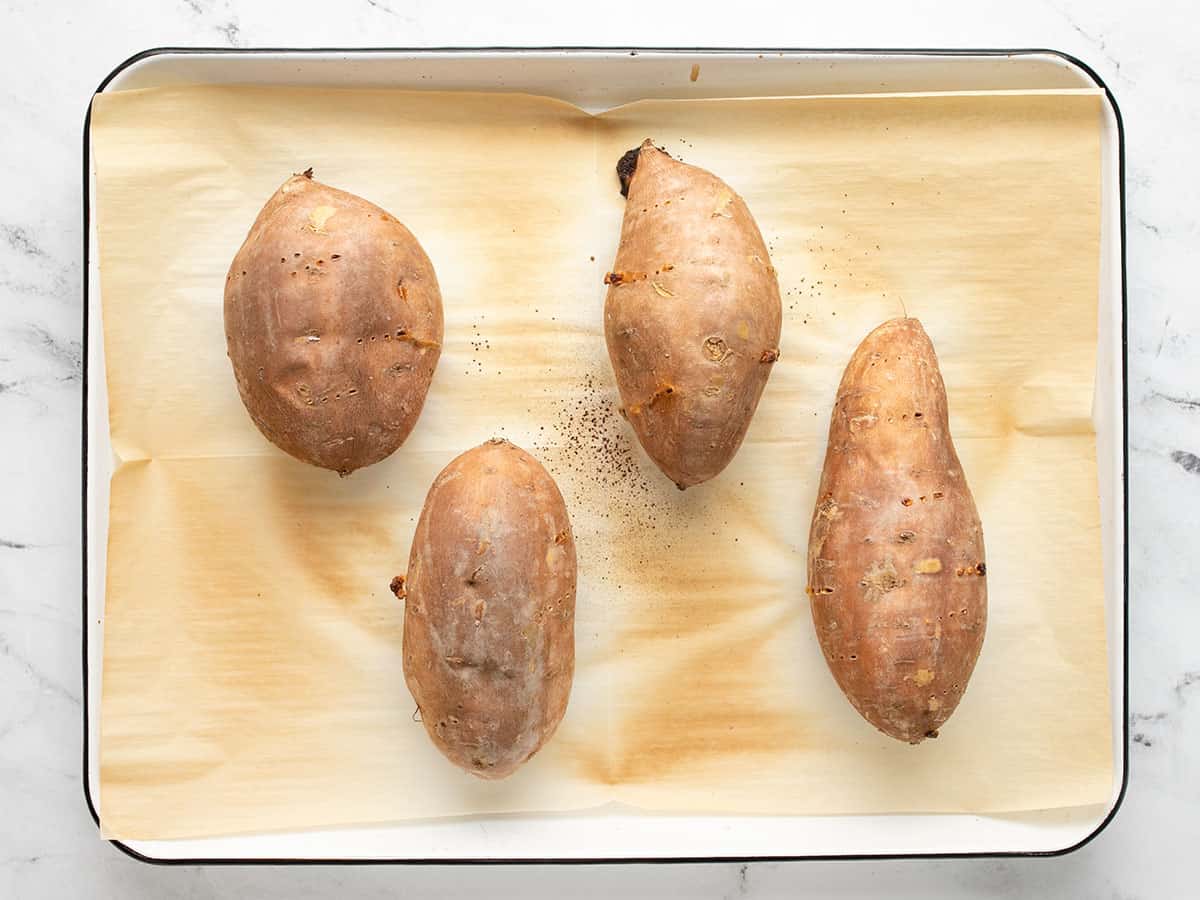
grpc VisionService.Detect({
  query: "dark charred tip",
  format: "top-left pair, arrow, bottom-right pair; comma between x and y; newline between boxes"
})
301,167 -> 314,179
390,575 -> 407,599
924,729 -> 939,740
616,141 -> 669,196
616,148 -> 641,197
614,139 -> 672,195
675,481 -> 688,491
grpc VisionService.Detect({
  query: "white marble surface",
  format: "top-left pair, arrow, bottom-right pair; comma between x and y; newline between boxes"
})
1,0 -> 1195,895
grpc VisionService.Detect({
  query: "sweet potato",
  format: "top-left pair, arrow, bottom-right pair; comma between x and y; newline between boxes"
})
604,140 -> 782,489
807,318 -> 986,744
224,170 -> 443,475
397,439 -> 576,778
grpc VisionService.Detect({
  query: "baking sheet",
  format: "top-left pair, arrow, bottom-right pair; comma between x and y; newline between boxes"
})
91,84 -> 1110,841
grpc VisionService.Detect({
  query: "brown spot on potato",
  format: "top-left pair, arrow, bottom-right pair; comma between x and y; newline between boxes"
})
604,270 -> 646,286
703,336 -> 728,361
626,383 -> 676,417
712,187 -> 735,218
816,495 -> 840,520
394,331 -> 441,351
858,559 -> 904,602
849,414 -> 878,431
306,205 -> 337,234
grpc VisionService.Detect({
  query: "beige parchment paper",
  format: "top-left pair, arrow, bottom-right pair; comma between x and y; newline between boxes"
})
92,84 -> 1110,841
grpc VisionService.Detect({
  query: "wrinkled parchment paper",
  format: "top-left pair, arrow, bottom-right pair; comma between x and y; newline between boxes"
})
92,85 -> 1110,840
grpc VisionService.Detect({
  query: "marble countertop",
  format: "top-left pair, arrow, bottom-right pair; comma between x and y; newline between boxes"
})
1,0 -> 1195,896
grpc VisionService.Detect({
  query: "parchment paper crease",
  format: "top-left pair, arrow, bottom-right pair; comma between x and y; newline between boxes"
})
91,85 -> 1110,840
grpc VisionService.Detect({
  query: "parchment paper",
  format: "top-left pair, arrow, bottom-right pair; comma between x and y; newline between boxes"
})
92,84 -> 1110,841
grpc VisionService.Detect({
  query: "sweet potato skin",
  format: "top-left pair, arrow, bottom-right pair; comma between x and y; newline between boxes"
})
400,439 -> 576,779
224,171 -> 443,475
604,141 -> 782,489
807,318 -> 986,744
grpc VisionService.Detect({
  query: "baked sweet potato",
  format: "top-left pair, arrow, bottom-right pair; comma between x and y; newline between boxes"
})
224,170 -> 442,475
604,140 -> 782,489
397,439 -> 576,778
807,318 -> 986,744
